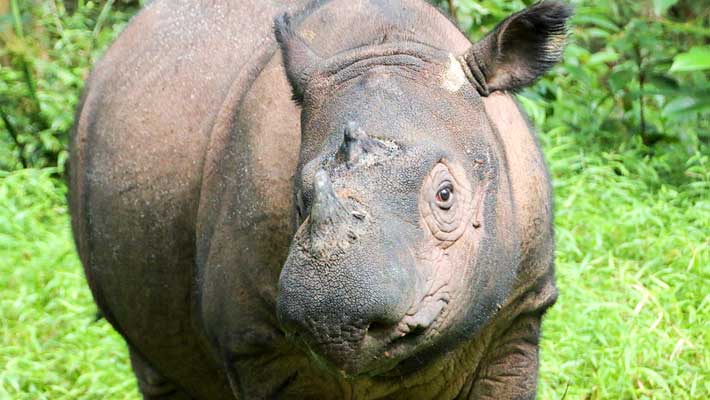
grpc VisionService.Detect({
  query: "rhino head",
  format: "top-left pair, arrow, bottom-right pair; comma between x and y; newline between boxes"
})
274,2 -> 571,377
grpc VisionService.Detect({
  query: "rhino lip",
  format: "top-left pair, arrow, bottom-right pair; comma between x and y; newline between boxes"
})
293,294 -> 448,380
396,286 -> 450,337
350,287 -> 450,377
283,259 -> 451,378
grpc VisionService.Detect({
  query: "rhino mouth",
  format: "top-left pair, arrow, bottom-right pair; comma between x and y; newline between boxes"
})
371,281 -> 450,343
357,248 -> 455,375
294,281 -> 451,379
357,284 -> 450,375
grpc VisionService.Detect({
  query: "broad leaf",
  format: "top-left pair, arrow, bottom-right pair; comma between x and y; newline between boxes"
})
608,68 -> 634,92
669,47 -> 710,72
662,96 -> 710,118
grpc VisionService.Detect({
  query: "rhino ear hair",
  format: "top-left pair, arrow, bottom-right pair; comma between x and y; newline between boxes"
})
274,13 -> 324,104
459,1 -> 573,95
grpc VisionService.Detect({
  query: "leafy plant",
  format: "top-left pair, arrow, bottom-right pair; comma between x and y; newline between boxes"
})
438,0 -> 709,153
0,0 -> 141,173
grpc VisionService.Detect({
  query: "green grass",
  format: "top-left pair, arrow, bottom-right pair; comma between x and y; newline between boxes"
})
0,169 -> 138,399
1,132 -> 707,399
536,132 -> 710,399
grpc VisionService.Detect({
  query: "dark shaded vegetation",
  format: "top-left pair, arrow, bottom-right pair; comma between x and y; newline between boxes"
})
1,1 -> 708,174
0,0 -> 141,171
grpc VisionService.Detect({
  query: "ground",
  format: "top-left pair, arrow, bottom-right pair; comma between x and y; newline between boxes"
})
1,129 -> 707,398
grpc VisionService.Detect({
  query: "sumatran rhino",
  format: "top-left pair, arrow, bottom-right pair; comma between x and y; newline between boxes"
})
69,0 -> 572,398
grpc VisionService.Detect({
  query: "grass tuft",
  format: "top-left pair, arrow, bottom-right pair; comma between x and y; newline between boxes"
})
535,130 -> 709,399
0,169 -> 138,399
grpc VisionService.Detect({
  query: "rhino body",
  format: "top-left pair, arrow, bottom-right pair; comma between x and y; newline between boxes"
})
69,0 -> 570,398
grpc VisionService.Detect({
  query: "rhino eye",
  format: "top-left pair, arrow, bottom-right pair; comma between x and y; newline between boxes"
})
435,183 -> 454,209
419,160 -> 474,245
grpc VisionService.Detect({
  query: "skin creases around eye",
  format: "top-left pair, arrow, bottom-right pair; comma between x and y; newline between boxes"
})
419,160 -> 475,246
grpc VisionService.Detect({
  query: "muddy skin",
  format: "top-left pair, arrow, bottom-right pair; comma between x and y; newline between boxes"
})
69,1 -> 571,399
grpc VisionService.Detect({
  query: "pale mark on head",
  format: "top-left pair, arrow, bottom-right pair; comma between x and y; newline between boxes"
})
441,54 -> 467,92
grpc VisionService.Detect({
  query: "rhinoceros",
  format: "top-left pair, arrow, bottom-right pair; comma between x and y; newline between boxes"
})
69,0 -> 571,398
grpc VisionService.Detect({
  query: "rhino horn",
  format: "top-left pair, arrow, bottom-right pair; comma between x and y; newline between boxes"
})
337,122 -> 386,167
274,13 -> 323,102
309,170 -> 350,234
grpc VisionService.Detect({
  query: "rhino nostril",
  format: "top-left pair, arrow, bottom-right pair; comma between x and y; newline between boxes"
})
406,325 -> 426,337
364,317 -> 404,340
366,321 -> 389,335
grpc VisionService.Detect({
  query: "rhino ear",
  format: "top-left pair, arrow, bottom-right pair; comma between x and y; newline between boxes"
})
460,1 -> 572,95
274,13 -> 324,104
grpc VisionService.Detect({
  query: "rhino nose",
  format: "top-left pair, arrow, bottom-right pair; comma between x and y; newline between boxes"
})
276,261 -> 413,373
277,291 -> 404,372
278,292 -> 403,339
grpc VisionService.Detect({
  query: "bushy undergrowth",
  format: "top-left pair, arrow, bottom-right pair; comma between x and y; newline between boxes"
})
0,0 -> 140,171
1,0 -> 708,399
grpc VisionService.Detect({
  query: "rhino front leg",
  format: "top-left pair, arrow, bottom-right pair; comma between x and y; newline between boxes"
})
463,313 -> 544,400
128,346 -> 193,400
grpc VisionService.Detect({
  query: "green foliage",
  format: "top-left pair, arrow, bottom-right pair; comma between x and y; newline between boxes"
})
670,46 -> 710,73
437,0 -> 710,153
0,169 -> 138,399
536,127 -> 709,399
0,0 -> 140,172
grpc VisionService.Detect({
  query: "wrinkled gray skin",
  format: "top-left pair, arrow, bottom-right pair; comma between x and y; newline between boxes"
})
69,0 -> 571,398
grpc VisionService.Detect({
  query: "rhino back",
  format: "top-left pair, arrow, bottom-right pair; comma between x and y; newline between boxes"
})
69,0 -> 312,397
